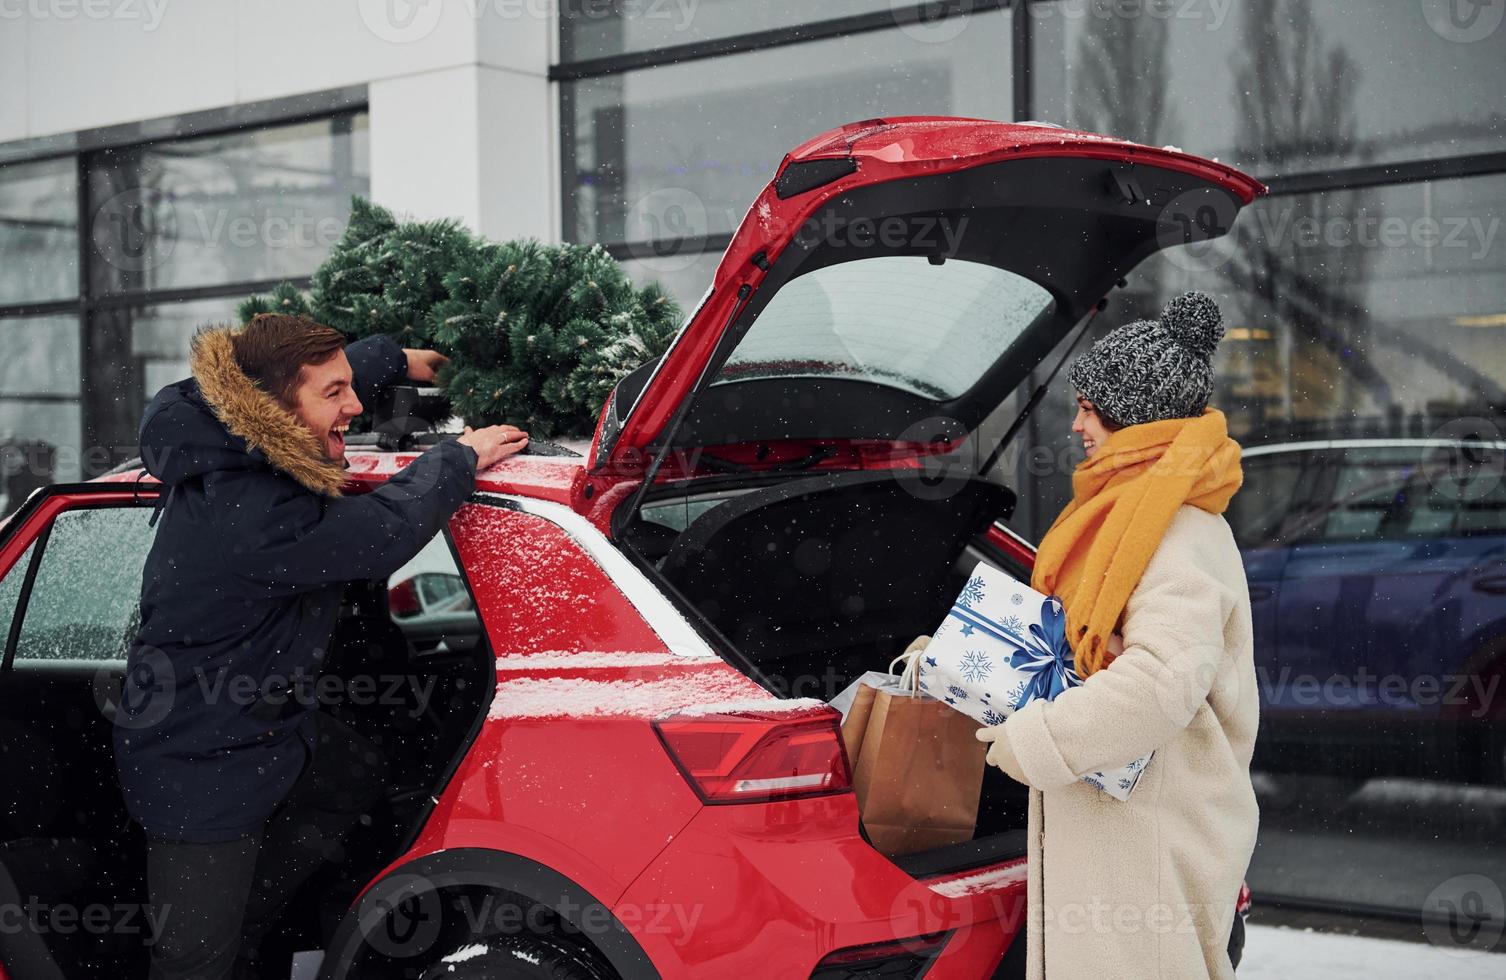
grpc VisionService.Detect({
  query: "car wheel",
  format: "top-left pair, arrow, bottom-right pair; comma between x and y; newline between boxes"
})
417,934 -> 613,980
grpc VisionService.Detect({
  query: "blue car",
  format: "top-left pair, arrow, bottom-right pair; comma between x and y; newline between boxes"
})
1229,437 -> 1506,786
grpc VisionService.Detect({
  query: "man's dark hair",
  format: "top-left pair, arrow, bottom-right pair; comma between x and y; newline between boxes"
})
231,314 -> 348,407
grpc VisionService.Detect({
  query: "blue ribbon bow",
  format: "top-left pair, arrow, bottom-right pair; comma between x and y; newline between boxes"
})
1006,596 -> 1080,706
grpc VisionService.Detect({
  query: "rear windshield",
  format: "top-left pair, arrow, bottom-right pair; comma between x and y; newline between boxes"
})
713,256 -> 1055,401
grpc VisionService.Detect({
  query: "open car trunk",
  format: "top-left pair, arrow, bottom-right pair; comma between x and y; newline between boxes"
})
597,117 -> 1264,875
623,469 -> 1035,873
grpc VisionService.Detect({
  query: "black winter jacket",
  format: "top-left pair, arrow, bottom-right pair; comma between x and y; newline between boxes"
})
113,327 -> 476,843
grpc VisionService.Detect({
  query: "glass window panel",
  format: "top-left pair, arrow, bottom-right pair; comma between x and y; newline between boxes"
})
616,250 -> 720,315
0,156 -> 79,305
715,256 -> 1054,400
1067,173 -> 1506,450
87,113 -> 369,295
562,0 -> 904,60
125,297 -> 242,398
14,507 -> 157,664
0,400 -> 83,502
567,14 -> 1012,244
1031,0 -> 1506,175
0,311 -> 82,496
387,532 -> 481,656
0,541 -> 37,636
0,316 -> 81,398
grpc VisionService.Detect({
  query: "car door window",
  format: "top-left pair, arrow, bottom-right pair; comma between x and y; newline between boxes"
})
1227,451 -> 1313,548
0,540 -> 37,643
386,532 -> 482,656
10,507 -> 156,665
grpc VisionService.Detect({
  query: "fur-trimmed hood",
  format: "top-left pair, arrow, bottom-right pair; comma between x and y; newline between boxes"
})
138,324 -> 347,497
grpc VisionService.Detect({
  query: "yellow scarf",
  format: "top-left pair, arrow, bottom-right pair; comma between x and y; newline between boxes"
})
1030,407 -> 1243,678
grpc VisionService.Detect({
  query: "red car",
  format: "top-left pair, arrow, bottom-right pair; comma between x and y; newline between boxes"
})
0,118 -> 1260,979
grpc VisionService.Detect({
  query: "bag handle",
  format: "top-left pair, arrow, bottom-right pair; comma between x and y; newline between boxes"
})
888,649 -> 923,698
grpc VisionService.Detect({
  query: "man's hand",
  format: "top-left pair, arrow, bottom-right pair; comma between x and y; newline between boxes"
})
403,348 -> 449,384
458,424 -> 529,470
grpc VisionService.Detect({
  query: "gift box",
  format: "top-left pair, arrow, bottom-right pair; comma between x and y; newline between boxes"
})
915,561 -> 1152,800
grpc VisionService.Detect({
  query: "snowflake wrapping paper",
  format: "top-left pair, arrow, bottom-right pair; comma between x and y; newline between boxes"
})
919,561 -> 1152,801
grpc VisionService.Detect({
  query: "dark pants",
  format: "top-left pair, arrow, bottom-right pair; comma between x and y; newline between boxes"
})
144,713 -> 388,980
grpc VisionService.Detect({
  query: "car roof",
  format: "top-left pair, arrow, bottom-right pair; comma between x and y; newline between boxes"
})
96,448 -> 587,508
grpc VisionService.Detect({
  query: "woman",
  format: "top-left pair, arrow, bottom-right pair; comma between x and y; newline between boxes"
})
974,291 -> 1259,979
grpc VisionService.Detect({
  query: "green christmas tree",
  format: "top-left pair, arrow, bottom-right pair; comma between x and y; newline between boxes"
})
240,198 -> 680,438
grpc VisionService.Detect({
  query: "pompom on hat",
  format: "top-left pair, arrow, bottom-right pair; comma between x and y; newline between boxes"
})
1066,290 -> 1226,428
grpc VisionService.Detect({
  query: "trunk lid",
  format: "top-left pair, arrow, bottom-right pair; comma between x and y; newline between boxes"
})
589,116 -> 1266,473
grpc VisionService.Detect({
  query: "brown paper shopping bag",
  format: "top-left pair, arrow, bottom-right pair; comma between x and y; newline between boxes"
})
840,682 -> 879,769
850,687 -> 986,857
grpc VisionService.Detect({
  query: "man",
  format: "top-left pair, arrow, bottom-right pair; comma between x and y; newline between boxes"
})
113,314 -> 527,979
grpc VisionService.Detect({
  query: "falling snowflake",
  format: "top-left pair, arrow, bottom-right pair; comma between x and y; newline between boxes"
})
1009,592 -> 1024,606
982,708 -> 1006,725
959,650 -> 993,683
999,614 -> 1025,636
958,576 -> 986,608
947,685 -> 969,701
1119,777 -> 1136,790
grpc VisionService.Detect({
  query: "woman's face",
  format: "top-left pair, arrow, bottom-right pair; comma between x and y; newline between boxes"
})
1072,393 -> 1115,458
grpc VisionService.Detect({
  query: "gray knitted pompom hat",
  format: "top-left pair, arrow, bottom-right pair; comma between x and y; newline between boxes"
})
1066,291 -> 1225,428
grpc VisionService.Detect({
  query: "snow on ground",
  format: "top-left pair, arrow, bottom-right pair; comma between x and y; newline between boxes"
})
1241,924 -> 1505,978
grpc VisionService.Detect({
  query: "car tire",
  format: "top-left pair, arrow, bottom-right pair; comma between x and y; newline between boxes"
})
417,933 -> 613,980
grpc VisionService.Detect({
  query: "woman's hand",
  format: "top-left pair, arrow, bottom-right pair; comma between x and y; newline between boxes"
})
976,724 -> 1029,786
403,348 -> 449,383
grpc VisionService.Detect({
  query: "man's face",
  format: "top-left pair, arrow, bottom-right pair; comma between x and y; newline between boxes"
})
289,351 -> 363,462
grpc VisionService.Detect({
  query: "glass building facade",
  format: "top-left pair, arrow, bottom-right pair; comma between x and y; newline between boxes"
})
557,0 -> 1506,934
0,110 -> 369,505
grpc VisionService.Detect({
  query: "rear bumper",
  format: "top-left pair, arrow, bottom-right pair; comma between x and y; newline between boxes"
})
612,795 -> 1026,979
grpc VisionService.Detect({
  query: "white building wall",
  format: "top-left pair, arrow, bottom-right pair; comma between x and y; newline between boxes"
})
0,0 -> 559,241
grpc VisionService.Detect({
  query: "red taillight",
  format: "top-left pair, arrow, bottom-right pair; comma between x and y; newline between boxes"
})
653,709 -> 853,804
387,578 -> 421,618
814,931 -> 951,969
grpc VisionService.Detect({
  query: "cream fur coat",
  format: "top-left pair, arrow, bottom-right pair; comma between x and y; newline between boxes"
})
1001,504 -> 1260,979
